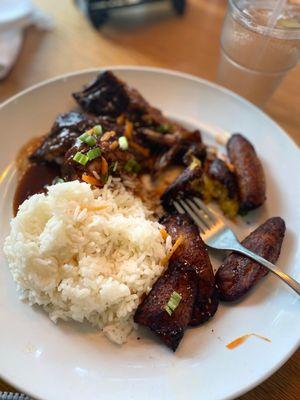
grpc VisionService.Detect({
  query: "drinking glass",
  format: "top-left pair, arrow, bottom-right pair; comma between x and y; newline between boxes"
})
217,0 -> 300,107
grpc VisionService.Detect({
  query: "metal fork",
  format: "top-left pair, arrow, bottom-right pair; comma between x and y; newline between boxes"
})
174,197 -> 300,295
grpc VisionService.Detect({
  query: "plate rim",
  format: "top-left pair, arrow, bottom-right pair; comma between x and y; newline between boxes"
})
0,65 -> 299,400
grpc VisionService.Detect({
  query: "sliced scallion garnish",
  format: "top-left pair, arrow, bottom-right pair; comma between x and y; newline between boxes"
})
165,291 -> 182,316
73,152 -> 89,166
118,136 -> 128,150
79,132 -> 97,147
87,147 -> 101,161
93,125 -> 103,136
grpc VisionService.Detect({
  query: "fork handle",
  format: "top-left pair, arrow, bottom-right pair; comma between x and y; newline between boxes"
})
233,245 -> 300,295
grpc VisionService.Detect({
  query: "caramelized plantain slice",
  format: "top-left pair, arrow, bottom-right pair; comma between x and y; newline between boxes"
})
216,217 -> 285,301
134,262 -> 198,351
162,214 -> 219,326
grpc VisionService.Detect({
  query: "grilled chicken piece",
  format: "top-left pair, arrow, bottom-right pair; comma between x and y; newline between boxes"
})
73,71 -> 129,117
162,214 -> 219,325
216,217 -> 285,301
152,131 -> 205,172
134,262 -> 198,351
73,71 -> 204,159
73,71 -> 167,124
138,128 -> 202,148
30,112 -> 94,165
227,134 -> 266,212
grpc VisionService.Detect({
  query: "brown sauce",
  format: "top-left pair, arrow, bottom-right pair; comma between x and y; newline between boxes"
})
15,136 -> 44,175
13,163 -> 61,216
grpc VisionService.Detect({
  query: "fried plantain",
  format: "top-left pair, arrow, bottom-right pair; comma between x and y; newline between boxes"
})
216,217 -> 285,301
134,262 -> 198,351
162,214 -> 219,325
227,134 -> 266,212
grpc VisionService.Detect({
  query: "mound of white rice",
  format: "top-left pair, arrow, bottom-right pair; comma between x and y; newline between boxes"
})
4,178 -> 171,344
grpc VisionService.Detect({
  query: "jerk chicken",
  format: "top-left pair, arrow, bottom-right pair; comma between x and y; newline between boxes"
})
13,70 -> 276,351
16,71 -> 266,220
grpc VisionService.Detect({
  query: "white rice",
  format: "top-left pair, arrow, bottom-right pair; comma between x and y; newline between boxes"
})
3,178 -> 171,344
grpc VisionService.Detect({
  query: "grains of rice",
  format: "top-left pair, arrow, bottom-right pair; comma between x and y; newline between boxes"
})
3,178 -> 170,345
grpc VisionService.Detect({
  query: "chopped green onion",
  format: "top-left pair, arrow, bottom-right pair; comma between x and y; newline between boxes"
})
73,152 -> 89,166
93,125 -> 103,136
79,132 -> 97,147
165,291 -> 182,316
118,136 -> 128,150
79,133 -> 89,141
165,305 -> 173,316
85,136 -> 96,146
87,147 -> 101,161
124,158 -> 141,173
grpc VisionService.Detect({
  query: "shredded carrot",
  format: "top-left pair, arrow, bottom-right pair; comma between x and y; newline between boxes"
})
124,120 -> 133,139
101,131 -> 116,142
82,173 -> 101,186
161,235 -> 184,266
130,141 -> 150,157
160,228 -> 168,241
226,334 -> 271,350
101,157 -> 108,176
117,114 -> 125,125
109,141 -> 119,150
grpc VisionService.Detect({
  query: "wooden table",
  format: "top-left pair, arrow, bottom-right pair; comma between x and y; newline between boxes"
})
0,0 -> 299,398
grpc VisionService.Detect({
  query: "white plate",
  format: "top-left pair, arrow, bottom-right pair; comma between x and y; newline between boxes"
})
0,67 -> 299,400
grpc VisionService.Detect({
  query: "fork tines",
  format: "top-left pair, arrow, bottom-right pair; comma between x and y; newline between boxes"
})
173,197 -> 217,233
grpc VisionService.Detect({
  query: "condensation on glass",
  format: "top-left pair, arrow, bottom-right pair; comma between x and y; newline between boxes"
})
217,0 -> 300,107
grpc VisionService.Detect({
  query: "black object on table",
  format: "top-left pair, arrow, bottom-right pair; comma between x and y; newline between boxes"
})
76,0 -> 186,28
